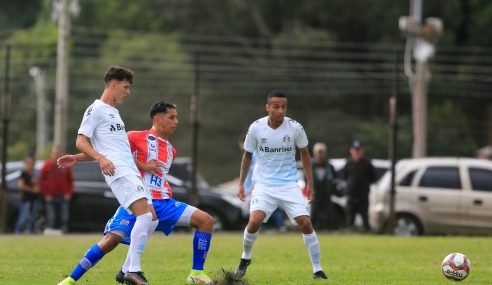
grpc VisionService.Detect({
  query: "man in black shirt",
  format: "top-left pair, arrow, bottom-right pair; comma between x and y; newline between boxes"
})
342,140 -> 375,231
14,156 -> 40,233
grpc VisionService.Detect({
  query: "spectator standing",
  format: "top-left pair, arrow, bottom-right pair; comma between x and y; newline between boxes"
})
310,142 -> 338,230
39,146 -> 74,233
15,155 -> 40,234
341,140 -> 375,232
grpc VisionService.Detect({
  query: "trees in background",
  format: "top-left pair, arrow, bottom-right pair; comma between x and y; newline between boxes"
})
1,0 -> 490,183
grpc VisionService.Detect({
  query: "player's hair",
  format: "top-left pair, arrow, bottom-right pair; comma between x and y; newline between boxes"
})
266,90 -> 286,102
104,65 -> 134,85
149,101 -> 176,119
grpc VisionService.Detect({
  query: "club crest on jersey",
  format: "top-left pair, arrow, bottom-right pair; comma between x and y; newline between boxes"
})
108,113 -> 115,119
283,135 -> 291,143
260,138 -> 267,144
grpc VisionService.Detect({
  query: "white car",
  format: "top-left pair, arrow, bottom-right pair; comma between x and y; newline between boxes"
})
370,157 -> 492,236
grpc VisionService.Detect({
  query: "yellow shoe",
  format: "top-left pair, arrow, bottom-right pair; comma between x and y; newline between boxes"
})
187,269 -> 213,285
57,277 -> 76,285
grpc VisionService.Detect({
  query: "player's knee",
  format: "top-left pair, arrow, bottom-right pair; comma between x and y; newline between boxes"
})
296,217 -> 313,231
194,210 -> 214,232
203,213 -> 214,230
99,233 -> 122,253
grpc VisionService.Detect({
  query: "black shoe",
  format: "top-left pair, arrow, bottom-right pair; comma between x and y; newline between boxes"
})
235,258 -> 251,278
124,271 -> 150,285
313,270 -> 328,280
116,269 -> 125,284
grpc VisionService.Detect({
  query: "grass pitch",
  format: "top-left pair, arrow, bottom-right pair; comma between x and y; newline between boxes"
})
0,232 -> 491,284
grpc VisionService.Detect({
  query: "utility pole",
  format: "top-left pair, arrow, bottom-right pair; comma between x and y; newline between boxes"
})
189,53 -> 200,207
400,0 -> 442,158
52,0 -> 79,150
386,51 -> 400,235
30,67 -> 48,158
0,45 -> 11,232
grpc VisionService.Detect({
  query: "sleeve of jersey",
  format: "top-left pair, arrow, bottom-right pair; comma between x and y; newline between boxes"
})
77,104 -> 100,138
243,124 -> 257,153
295,123 -> 309,149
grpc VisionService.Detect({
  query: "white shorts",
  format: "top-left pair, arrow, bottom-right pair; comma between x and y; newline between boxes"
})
250,182 -> 310,223
110,175 -> 152,212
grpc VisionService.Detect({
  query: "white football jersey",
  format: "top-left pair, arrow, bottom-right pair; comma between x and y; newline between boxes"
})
78,99 -> 140,184
244,116 -> 308,185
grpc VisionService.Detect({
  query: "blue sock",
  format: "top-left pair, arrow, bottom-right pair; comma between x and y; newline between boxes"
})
192,231 -> 212,270
70,244 -> 105,280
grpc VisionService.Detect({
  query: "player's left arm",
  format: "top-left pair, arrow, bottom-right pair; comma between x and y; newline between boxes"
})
299,146 -> 314,203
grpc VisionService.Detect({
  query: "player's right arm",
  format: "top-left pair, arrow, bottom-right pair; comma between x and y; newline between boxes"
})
134,159 -> 164,174
76,134 -> 115,176
57,153 -> 94,168
238,151 -> 253,201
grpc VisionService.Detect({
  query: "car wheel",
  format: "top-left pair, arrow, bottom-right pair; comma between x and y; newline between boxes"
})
202,208 -> 227,231
393,214 -> 422,236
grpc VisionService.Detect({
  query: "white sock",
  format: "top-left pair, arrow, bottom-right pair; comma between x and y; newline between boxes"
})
128,212 -> 153,272
121,249 -> 131,273
148,219 -> 158,237
241,227 -> 259,260
303,231 -> 323,273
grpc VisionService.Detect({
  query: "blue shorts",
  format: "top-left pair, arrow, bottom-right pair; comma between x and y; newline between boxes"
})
104,198 -> 188,245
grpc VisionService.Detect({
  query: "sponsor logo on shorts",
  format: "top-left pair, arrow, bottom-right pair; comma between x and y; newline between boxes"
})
120,219 -> 130,226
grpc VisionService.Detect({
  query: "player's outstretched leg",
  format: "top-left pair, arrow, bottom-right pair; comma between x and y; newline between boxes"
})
56,243 -> 106,285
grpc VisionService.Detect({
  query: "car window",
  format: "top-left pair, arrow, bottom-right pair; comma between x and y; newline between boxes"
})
374,167 -> 387,182
418,167 -> 461,189
469,167 -> 492,192
72,162 -> 105,182
399,170 -> 416,186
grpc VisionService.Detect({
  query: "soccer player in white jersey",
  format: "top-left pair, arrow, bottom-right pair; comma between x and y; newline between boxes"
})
235,90 -> 328,280
57,102 -> 214,285
57,66 -> 157,285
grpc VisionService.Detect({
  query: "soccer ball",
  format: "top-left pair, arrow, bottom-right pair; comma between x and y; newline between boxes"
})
441,253 -> 471,281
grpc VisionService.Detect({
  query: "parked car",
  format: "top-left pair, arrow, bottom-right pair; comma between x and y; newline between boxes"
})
4,157 -> 244,232
370,157 -> 492,236
296,158 -> 390,229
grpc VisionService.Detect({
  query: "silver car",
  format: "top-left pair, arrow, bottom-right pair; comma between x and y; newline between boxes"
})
370,157 -> 492,236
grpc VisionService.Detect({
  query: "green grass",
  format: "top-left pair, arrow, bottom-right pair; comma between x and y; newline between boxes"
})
0,232 -> 491,285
